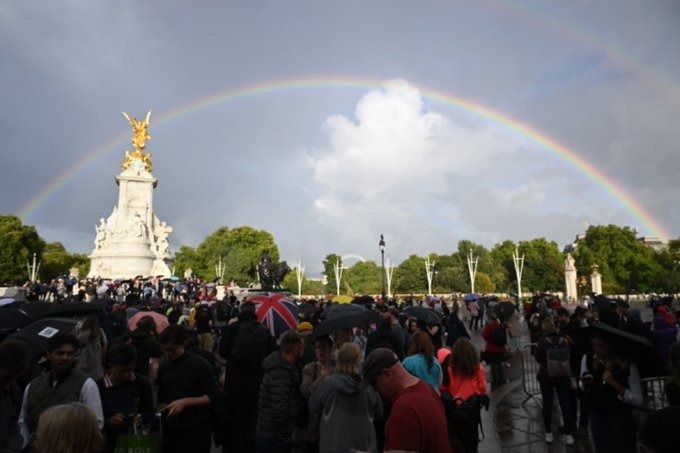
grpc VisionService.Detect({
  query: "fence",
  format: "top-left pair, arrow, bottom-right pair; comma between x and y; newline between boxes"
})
520,343 -> 542,407
640,376 -> 670,412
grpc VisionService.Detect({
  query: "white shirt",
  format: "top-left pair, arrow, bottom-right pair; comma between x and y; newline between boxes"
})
18,376 -> 104,447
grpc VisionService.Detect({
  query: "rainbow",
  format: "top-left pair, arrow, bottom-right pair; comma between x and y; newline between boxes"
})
17,75 -> 671,239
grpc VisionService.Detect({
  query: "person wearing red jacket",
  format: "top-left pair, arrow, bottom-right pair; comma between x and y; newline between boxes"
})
482,312 -> 508,385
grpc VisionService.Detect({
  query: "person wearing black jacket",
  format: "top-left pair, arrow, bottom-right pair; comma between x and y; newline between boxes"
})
220,302 -> 276,453
156,326 -> 220,453
255,330 -> 305,453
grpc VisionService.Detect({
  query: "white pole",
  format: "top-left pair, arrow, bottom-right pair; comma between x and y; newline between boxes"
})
512,246 -> 525,301
385,258 -> 396,299
333,257 -> 343,296
467,250 -> 478,294
296,260 -> 305,297
425,254 -> 435,295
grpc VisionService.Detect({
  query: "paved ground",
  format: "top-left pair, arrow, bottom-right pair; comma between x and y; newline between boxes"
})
471,300 -> 653,453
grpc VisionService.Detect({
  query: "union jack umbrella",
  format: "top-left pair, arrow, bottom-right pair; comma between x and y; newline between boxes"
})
249,293 -> 299,337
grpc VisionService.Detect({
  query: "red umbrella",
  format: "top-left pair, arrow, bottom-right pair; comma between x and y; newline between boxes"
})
128,310 -> 169,333
249,293 -> 299,337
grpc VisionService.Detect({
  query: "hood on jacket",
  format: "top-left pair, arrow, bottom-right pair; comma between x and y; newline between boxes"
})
325,372 -> 361,396
653,316 -> 671,330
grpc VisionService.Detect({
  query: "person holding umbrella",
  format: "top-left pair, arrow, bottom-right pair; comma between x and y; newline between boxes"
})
580,332 -> 643,453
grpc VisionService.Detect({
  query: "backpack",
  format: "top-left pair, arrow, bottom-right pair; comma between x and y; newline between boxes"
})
546,336 -> 571,378
491,324 -> 507,347
215,305 -> 227,322
441,392 -> 490,453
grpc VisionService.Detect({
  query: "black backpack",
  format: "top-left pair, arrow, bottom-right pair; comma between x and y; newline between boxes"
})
491,324 -> 507,347
441,392 -> 490,453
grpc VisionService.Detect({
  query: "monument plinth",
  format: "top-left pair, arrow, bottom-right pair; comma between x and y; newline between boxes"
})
88,112 -> 174,279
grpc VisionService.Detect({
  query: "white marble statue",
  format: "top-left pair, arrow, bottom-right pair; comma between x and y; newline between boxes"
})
94,218 -> 109,250
155,221 -> 172,255
126,213 -> 148,239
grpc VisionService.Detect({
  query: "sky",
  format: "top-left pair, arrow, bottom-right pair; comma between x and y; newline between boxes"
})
1,0 -> 679,275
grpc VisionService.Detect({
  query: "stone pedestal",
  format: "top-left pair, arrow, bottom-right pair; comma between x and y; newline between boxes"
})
591,269 -> 602,295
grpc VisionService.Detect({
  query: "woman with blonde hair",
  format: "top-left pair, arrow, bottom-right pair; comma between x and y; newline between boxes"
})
36,403 -> 102,453
309,343 -> 382,453
403,331 -> 442,393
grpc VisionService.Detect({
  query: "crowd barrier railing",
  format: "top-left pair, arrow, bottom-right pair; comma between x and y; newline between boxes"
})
520,343 -> 542,407
640,376 -> 670,412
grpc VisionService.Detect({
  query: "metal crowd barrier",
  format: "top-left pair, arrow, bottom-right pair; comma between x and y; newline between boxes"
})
520,343 -> 542,407
640,376 -> 670,412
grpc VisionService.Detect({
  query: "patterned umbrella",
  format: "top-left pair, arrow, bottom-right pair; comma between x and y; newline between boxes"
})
249,293 -> 299,337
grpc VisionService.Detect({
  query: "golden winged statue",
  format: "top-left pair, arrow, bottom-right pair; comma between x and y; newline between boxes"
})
121,111 -> 153,173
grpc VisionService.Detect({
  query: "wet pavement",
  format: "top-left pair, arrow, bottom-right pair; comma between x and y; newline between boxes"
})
468,314 -> 592,453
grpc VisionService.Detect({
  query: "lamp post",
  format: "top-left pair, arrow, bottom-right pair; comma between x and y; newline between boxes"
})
295,260 -> 305,298
27,253 -> 40,283
379,234 -> 386,302
425,253 -> 436,296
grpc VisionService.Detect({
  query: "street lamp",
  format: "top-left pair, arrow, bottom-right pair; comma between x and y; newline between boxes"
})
379,234 -> 386,302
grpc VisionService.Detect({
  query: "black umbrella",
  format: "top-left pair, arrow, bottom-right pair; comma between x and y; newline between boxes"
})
402,305 -> 441,325
45,301 -> 106,319
9,317 -> 78,358
314,311 -> 380,338
0,309 -> 31,334
573,322 -> 668,378
325,303 -> 369,318
17,302 -> 54,321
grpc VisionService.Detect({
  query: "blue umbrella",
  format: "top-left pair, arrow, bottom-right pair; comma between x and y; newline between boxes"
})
463,293 -> 480,303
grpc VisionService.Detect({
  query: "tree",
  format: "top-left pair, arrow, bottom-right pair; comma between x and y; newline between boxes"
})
475,272 -> 496,293
0,215 -> 46,284
281,271 -> 326,296
394,255 -> 427,294
40,242 -> 90,280
344,261 -> 382,295
322,254 -> 342,294
652,239 -> 680,293
517,238 -> 564,292
173,226 -> 279,284
574,225 -> 660,293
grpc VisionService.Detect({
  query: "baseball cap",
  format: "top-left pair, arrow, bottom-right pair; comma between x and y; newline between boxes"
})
297,321 -> 313,332
361,347 -> 399,388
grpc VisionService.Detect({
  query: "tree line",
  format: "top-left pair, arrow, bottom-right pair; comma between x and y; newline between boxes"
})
1,214 -> 678,295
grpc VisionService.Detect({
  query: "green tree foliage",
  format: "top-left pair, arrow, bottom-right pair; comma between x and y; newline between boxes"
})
475,272 -> 496,293
574,225 -> 661,293
517,238 -> 564,292
40,242 -> 90,280
172,226 -> 279,284
394,254 -> 427,293
456,241 -> 507,292
652,239 -> 680,293
322,254 -> 341,294
0,215 -> 46,284
281,269 -> 326,296
345,261 -> 382,295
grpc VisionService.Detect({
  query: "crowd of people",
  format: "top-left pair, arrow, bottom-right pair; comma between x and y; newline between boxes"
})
2,282 -> 680,453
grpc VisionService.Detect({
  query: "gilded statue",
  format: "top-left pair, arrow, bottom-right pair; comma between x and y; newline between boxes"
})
121,111 -> 153,173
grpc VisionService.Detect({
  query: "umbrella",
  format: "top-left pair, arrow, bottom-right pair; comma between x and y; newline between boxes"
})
125,307 -> 139,320
573,322 -> 668,378
402,305 -> 441,325
163,276 -> 181,282
9,317 -> 78,358
0,298 -> 16,307
463,293 -> 480,303
249,293 -> 299,337
17,302 -> 53,321
0,309 -> 31,333
331,295 -> 353,304
46,301 -> 106,319
128,310 -> 170,333
315,303 -> 380,338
